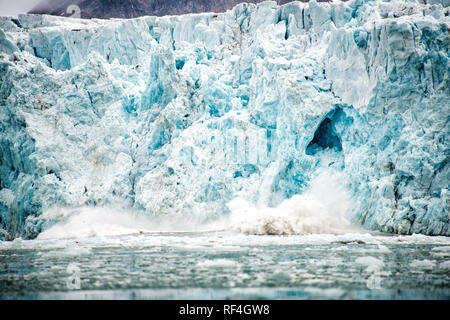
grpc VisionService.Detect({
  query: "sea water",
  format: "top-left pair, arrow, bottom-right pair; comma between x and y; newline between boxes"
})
1,230 -> 449,300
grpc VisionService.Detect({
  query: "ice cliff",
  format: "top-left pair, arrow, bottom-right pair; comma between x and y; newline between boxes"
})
0,0 -> 449,240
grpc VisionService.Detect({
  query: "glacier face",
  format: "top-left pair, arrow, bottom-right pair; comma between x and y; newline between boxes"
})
0,0 -> 449,240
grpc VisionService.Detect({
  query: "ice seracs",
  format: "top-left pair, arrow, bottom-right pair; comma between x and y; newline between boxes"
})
0,0 -> 448,239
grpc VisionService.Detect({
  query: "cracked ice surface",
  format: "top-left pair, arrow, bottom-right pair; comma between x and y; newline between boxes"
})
0,0 -> 449,239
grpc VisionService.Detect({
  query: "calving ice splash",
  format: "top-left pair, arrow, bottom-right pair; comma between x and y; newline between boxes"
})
36,167 -> 357,239
228,169 -> 357,235
0,0 -> 449,240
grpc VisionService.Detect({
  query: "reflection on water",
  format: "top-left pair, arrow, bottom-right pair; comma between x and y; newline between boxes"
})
0,232 -> 449,299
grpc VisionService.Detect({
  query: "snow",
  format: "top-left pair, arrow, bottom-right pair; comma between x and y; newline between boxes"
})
0,0 -> 449,240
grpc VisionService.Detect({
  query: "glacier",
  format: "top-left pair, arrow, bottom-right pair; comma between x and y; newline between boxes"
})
0,0 -> 449,240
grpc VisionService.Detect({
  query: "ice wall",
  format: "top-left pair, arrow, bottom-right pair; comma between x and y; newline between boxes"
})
0,0 -> 448,239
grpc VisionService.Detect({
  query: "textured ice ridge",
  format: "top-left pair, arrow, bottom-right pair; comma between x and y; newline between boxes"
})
0,0 -> 449,239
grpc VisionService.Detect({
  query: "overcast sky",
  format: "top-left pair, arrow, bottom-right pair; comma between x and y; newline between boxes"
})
0,0 -> 40,17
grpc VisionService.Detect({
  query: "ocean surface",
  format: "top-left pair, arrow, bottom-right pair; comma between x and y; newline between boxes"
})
1,231 -> 449,300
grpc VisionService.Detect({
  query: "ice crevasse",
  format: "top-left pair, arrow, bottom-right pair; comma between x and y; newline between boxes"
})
0,0 -> 448,240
